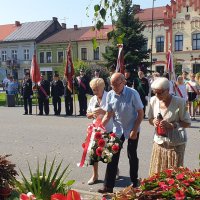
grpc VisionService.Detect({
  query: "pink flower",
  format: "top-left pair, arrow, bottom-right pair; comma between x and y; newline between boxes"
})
20,193 -> 36,200
167,178 -> 175,185
176,173 -> 184,180
164,169 -> 173,177
94,131 -> 102,140
96,147 -> 103,156
98,139 -> 106,147
110,133 -> 116,137
182,180 -> 190,186
158,182 -> 169,191
112,144 -> 119,153
174,190 -> 185,200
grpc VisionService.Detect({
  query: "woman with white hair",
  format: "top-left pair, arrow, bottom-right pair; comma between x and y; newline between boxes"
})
86,78 -> 116,185
148,77 -> 191,176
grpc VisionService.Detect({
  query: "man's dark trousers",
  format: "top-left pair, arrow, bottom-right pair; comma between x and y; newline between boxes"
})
104,133 -> 140,188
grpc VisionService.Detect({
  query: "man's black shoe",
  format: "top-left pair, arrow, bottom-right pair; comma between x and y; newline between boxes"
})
98,187 -> 113,194
29,113 -> 32,115
23,113 -> 28,115
132,179 -> 140,188
38,113 -> 43,115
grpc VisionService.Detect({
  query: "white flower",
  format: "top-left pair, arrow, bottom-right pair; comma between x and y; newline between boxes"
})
104,159 -> 108,162
110,137 -> 115,142
89,149 -> 94,155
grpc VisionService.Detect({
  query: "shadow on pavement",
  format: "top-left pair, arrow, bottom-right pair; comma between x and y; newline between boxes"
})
115,176 -> 131,188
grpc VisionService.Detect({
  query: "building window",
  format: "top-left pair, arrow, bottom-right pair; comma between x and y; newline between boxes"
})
46,52 -> 52,63
142,39 -> 148,51
81,48 -> 87,60
24,49 -> 30,60
11,50 -> 17,60
40,52 -> 44,63
1,51 -> 7,61
93,47 -> 100,60
57,51 -> 64,63
192,33 -> 200,50
175,35 -> 183,51
156,36 -> 164,52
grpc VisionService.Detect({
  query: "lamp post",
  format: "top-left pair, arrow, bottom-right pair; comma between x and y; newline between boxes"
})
150,0 -> 156,74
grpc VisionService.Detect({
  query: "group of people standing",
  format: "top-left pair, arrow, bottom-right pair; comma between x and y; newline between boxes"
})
84,69 -> 195,194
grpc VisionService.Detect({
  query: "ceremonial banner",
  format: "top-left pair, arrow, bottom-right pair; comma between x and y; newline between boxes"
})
64,44 -> 74,92
115,44 -> 125,74
30,54 -> 40,84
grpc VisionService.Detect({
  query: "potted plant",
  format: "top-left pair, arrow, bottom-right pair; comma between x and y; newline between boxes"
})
15,156 -> 80,200
0,154 -> 18,198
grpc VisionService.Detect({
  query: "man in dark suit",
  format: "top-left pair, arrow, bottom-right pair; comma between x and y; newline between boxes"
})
51,74 -> 64,115
134,70 -> 149,118
21,73 -> 33,115
75,69 -> 89,116
63,77 -> 73,116
37,74 -> 50,115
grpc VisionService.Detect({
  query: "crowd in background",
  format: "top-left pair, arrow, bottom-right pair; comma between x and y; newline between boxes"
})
1,67 -> 200,119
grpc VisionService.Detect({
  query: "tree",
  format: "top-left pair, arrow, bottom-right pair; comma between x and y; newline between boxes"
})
102,0 -> 150,69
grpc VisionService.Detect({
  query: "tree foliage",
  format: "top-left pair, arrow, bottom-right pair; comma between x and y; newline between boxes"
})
101,0 -> 150,68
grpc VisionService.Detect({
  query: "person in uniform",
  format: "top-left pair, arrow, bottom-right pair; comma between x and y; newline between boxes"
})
37,74 -> 50,115
63,77 -> 73,116
51,74 -> 64,115
134,69 -> 149,118
21,73 -> 33,115
75,69 -> 89,116
124,68 -> 134,88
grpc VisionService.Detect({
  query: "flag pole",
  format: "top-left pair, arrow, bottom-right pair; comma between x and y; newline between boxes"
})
73,77 -> 77,117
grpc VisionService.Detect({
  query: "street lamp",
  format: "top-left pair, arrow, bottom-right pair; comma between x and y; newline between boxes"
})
150,0 -> 156,74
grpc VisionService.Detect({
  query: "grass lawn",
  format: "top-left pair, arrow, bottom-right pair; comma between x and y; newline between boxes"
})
0,93 -> 6,106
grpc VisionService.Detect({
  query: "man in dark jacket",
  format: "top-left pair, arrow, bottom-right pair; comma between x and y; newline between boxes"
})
134,70 -> 149,118
74,69 -> 89,116
63,77 -> 73,116
21,73 -> 33,115
37,75 -> 50,115
51,74 -> 64,115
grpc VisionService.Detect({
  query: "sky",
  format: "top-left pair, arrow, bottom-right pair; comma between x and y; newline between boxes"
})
0,0 -> 171,28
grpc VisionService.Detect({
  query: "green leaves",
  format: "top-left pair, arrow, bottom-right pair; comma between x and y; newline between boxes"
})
100,8 -> 106,20
94,4 -> 100,12
15,157 -> 72,200
92,37 -> 98,50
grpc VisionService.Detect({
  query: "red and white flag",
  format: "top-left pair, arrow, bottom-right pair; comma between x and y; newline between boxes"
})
166,50 -> 176,81
115,44 -> 125,74
30,54 -> 40,84
64,44 -> 74,92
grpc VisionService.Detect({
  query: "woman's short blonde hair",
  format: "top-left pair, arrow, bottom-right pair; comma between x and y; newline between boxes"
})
151,77 -> 170,90
90,78 -> 105,90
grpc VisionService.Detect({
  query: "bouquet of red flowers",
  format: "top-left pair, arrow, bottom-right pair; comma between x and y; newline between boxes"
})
88,129 -> 122,163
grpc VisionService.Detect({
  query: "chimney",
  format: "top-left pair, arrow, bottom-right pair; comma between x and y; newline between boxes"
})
133,4 -> 141,13
74,25 -> 78,30
62,23 -> 66,29
15,21 -> 21,27
52,17 -> 58,21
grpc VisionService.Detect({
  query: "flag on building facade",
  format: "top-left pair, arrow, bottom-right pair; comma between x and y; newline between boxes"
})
115,44 -> 125,74
30,54 -> 40,84
64,44 -> 74,92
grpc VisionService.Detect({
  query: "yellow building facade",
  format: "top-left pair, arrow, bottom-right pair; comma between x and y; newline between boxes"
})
138,0 -> 200,74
